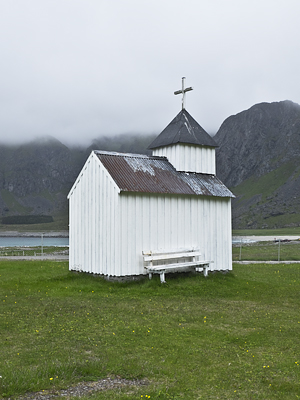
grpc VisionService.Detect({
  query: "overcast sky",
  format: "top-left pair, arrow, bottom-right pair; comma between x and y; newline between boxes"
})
0,0 -> 299,145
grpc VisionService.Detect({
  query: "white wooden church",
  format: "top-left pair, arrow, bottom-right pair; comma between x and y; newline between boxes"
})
68,80 -> 234,279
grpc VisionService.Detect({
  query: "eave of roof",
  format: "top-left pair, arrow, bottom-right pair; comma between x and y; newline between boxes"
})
94,151 -> 234,198
148,109 -> 218,149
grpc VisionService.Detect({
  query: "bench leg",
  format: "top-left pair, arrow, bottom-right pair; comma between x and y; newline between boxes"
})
160,272 -> 166,283
203,265 -> 209,277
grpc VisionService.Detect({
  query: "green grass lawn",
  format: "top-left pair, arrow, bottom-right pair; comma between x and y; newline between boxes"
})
1,261 -> 300,399
0,213 -> 69,233
233,241 -> 300,261
0,246 -> 68,257
233,227 -> 300,236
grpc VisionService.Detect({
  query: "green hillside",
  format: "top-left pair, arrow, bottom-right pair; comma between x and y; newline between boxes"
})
232,159 -> 300,229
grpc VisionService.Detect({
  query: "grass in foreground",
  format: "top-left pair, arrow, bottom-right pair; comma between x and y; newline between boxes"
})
0,261 -> 300,399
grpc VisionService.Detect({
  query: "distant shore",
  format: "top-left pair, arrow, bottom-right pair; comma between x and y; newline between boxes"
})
0,230 -> 69,238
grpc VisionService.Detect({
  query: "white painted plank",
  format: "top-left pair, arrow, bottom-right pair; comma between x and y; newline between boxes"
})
145,260 -> 211,271
143,251 -> 201,262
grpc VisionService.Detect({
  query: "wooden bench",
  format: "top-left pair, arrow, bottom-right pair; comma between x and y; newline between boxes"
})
142,248 -> 212,283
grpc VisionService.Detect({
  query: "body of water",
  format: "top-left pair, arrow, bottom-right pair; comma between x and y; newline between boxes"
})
1,237 -> 257,247
0,237 -> 69,247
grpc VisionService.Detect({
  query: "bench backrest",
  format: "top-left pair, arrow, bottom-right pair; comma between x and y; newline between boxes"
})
143,249 -> 201,263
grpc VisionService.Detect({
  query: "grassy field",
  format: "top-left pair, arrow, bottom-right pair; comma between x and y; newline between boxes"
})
0,246 -> 68,257
233,227 -> 300,236
0,261 -> 300,399
233,241 -> 300,261
0,214 -> 69,233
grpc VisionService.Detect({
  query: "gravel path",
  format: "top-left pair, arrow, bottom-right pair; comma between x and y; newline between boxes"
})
234,260 -> 300,264
11,378 -> 149,400
233,235 -> 300,242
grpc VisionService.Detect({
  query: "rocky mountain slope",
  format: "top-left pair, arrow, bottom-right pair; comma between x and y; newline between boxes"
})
215,100 -> 300,229
1,101 -> 300,230
0,133 -> 155,224
0,137 -> 85,218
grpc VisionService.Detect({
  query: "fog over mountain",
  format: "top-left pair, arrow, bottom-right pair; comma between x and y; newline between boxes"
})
0,133 -> 155,226
1,1 -> 300,145
1,100 -> 300,230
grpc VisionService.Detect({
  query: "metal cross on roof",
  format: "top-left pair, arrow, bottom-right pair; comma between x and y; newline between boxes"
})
174,77 -> 193,110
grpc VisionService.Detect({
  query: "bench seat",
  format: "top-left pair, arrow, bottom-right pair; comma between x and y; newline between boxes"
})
143,248 -> 212,283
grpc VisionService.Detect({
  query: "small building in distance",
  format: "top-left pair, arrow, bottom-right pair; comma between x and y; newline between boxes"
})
68,105 -> 234,278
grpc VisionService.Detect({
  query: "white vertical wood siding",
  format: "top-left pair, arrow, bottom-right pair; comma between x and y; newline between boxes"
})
68,153 -> 121,276
153,144 -> 216,174
119,193 -> 232,275
69,154 -> 232,276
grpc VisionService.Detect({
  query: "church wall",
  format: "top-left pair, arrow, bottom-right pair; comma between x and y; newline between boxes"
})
68,152 -> 121,276
153,144 -> 216,174
116,193 -> 232,276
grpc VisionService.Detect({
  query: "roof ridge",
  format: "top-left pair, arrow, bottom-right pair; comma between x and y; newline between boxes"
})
93,150 -> 167,160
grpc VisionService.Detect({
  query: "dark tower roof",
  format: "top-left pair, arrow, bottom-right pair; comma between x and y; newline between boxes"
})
148,109 -> 218,150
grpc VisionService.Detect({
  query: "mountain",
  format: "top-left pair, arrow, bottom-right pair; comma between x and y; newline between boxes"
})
2,101 -> 300,231
215,100 -> 300,229
0,133 -> 156,227
87,133 -> 156,156
0,137 -> 86,219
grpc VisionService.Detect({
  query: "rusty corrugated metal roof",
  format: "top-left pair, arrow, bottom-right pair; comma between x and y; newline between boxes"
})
94,151 -> 234,198
180,172 -> 234,197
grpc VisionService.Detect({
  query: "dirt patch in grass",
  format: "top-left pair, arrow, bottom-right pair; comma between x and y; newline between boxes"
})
11,378 -> 149,400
